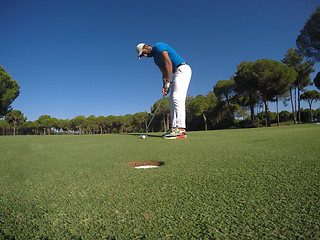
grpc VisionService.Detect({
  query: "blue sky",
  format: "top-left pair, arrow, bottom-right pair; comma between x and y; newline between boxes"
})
1,0 -> 319,121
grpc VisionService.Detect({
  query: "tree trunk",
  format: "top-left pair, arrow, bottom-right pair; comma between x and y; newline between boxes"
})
294,87 -> 298,123
249,95 -> 256,127
162,115 -> 166,132
13,121 -> 16,135
203,112 -> 207,131
298,85 -> 301,123
308,101 -> 313,122
290,87 -> 296,124
276,96 -> 279,126
264,99 -> 270,127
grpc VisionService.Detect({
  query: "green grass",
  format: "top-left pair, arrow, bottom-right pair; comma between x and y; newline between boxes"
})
1,124 -> 320,239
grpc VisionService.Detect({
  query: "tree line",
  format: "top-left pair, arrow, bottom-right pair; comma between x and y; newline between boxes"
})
0,89 -> 319,136
1,7 -> 320,135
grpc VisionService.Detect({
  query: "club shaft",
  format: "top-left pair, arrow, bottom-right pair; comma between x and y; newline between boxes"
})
147,97 -> 164,131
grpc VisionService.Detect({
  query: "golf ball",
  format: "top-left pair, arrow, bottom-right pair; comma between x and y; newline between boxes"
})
141,135 -> 146,139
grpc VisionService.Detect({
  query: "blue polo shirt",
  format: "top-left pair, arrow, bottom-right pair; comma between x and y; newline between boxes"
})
152,42 -> 185,69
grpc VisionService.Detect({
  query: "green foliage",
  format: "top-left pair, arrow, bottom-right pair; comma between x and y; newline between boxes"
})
234,60 -> 297,127
234,61 -> 259,95
36,115 -> 53,135
187,92 -> 217,131
189,95 -> 209,117
296,7 -> 320,61
5,110 -> 26,135
0,125 -> 319,239
301,90 -> 320,121
234,61 -> 260,126
0,119 -> 11,135
314,71 -> 320,90
281,48 -> 314,89
300,108 -> 318,122
213,79 -> 235,104
279,110 -> 292,123
253,59 -> 297,101
86,115 -> 98,134
315,108 -> 320,121
71,115 -> 87,134
149,97 -> 170,132
281,48 -> 304,69
295,60 -> 315,89
133,112 -> 148,133
301,90 -> 320,102
281,48 -> 315,123
0,66 -> 20,117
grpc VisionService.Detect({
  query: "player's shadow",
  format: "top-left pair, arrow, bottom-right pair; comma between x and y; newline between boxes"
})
126,133 -> 162,138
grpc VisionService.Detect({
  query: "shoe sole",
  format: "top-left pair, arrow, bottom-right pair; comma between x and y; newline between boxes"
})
163,134 -> 187,140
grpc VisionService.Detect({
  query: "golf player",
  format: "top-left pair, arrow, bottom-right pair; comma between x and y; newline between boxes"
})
136,42 -> 192,139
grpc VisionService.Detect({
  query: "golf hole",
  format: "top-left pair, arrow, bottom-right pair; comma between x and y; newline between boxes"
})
128,161 -> 165,169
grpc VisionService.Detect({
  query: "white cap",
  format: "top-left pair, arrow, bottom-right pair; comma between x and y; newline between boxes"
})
136,43 -> 145,59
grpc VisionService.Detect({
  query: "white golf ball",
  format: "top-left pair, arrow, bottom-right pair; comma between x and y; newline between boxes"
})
141,135 -> 146,139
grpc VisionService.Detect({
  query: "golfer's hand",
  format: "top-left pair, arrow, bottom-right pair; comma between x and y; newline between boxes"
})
162,87 -> 170,96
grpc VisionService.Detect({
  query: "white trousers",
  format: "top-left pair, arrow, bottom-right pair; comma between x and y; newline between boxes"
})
169,64 -> 192,129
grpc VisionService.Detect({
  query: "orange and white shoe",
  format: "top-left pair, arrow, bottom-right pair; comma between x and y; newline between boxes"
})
163,128 -> 187,140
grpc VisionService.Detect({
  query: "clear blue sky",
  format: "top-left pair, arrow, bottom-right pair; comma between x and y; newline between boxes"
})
1,0 -> 319,121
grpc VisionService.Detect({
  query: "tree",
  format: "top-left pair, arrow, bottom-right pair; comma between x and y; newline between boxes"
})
190,95 -> 209,131
253,59 -> 297,127
115,115 -> 125,133
96,116 -> 107,134
55,119 -> 65,134
233,96 -> 250,120
133,112 -> 148,133
5,110 -> 26,135
188,92 -> 217,131
86,115 -> 98,134
47,118 -> 58,135
105,115 -> 116,133
272,67 -> 297,126
0,67 -> 20,117
0,120 -> 11,135
279,111 -> 291,124
296,7 -> 320,61
122,114 -> 134,133
24,121 -> 38,135
150,97 -> 169,132
72,115 -> 87,134
37,115 -> 52,135
315,108 -> 320,121
213,79 -> 238,120
300,90 -> 320,121
234,61 -> 260,127
213,79 -> 235,107
282,48 -> 302,124
282,49 -> 314,123
61,119 -> 75,134
314,71 -> 320,91
295,60 -> 315,122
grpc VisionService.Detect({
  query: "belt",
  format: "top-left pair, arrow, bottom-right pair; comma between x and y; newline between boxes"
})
173,62 -> 188,72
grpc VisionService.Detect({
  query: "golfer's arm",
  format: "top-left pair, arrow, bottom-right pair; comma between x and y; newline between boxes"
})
159,51 -> 172,84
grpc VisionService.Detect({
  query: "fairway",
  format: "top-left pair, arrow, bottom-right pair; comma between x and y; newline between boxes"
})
1,124 -> 320,239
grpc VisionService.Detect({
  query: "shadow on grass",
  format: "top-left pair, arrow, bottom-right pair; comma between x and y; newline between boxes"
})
125,133 -> 163,138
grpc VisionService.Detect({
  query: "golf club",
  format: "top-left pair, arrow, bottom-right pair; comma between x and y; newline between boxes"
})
146,96 -> 164,133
